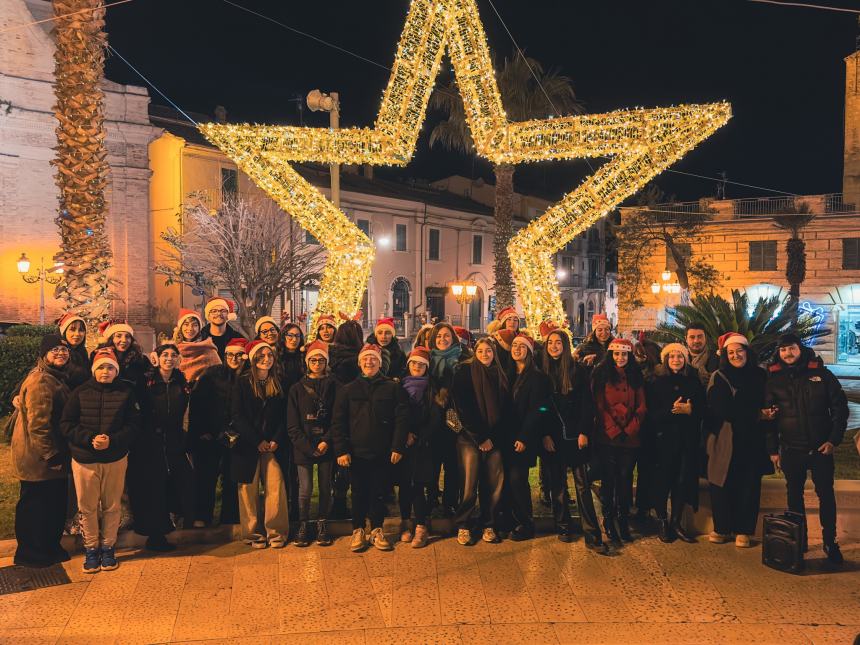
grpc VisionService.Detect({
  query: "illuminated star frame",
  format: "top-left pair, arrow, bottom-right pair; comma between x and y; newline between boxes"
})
199,0 -> 730,336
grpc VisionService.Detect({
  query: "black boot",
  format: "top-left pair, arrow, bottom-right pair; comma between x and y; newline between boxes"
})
557,524 -> 574,543
294,521 -> 310,547
658,519 -> 675,543
511,524 -> 535,541
145,534 -> 176,552
824,542 -> 844,565
603,518 -> 621,544
670,503 -> 695,543
316,520 -> 332,546
617,514 -> 633,543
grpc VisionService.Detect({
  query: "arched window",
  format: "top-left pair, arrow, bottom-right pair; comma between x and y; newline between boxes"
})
391,277 -> 411,320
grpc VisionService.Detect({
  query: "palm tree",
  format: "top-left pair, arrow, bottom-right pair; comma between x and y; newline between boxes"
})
429,55 -> 582,309
772,203 -> 816,324
651,289 -> 828,362
51,0 -> 113,329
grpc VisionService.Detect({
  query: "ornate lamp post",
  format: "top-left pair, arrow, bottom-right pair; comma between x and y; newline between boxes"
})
450,280 -> 478,328
16,253 -> 63,325
651,268 -> 680,323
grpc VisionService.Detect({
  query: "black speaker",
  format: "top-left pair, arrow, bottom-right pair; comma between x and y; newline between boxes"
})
762,511 -> 805,574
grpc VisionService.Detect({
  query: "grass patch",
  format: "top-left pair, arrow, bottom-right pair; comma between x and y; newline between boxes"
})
0,441 -> 19,540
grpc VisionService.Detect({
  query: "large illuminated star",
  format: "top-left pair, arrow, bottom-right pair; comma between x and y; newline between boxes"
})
200,0 -> 730,335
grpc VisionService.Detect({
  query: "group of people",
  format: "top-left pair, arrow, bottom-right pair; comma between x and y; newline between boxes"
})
9,297 -> 850,573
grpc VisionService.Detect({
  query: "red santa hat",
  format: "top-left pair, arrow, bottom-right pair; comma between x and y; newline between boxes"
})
717,332 -> 749,353
592,313 -> 611,330
608,338 -> 634,353
358,343 -> 382,363
177,308 -> 202,329
539,320 -> 560,339
375,317 -> 396,336
57,312 -> 85,337
225,338 -> 248,355
304,339 -> 330,364
98,320 -> 134,342
91,348 -> 119,374
453,326 -> 471,344
254,316 -> 278,335
245,340 -> 272,363
495,328 -> 516,348
512,333 -> 535,353
407,346 -> 431,367
204,297 -> 237,321
316,313 -> 337,330
496,306 -> 519,324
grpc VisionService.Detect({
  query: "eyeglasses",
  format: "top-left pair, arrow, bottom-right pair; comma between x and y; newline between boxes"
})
308,357 -> 327,364
285,333 -> 301,340
48,347 -> 70,355
225,352 -> 246,360
260,328 -> 278,336
209,308 -> 228,315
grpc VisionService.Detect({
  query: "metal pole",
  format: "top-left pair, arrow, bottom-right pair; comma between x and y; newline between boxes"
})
38,257 -> 45,325
330,92 -> 340,208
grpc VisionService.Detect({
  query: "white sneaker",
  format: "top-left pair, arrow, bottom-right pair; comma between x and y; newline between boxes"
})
457,529 -> 472,546
370,527 -> 393,551
192,520 -> 206,529
735,534 -> 751,548
350,528 -> 368,552
482,527 -> 500,543
411,525 -> 429,549
245,533 -> 267,549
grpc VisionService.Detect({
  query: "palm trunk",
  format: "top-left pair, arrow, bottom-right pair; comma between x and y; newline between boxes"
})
493,163 -> 516,310
52,0 -> 113,329
786,237 -> 805,326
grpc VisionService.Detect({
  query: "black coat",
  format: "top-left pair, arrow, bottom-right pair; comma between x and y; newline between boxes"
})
402,379 -> 437,483
764,349 -> 848,453
330,374 -> 410,460
451,364 -> 511,446
509,365 -> 553,467
66,344 -> 91,391
545,360 -> 594,466
366,332 -> 408,379
201,323 -> 246,359
139,369 -> 191,455
230,374 -> 289,483
60,378 -> 140,464
645,365 -> 704,509
329,343 -> 361,385
275,350 -> 305,393
287,376 -> 337,465
574,334 -> 612,367
188,364 -> 241,449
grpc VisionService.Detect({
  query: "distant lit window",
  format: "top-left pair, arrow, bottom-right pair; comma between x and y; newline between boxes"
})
749,241 -> 777,271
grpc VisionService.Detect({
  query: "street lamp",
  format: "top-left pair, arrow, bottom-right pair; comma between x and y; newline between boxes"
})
16,253 -> 62,324
653,269 -> 681,323
450,280 -> 478,328
307,89 -> 341,208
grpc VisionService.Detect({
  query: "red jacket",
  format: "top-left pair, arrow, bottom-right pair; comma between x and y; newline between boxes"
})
593,370 -> 646,448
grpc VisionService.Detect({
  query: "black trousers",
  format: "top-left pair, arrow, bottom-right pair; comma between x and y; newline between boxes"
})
545,452 -> 601,540
166,450 -> 195,525
595,444 -> 637,522
454,435 -> 504,530
781,448 -> 837,544
431,428 -> 460,509
193,440 -> 239,525
350,456 -> 389,530
296,462 -> 333,521
710,457 -> 762,536
651,446 -> 683,520
15,478 -> 68,567
392,458 -> 430,526
503,460 -> 534,531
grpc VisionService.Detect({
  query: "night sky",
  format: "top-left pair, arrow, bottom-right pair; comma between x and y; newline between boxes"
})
103,0 -> 859,202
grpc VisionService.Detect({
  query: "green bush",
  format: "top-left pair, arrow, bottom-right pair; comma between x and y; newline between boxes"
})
0,325 -> 51,417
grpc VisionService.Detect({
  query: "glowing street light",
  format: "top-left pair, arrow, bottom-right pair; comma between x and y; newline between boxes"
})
16,252 -> 62,324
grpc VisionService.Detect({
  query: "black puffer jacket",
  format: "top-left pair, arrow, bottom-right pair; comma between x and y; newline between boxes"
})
545,360 -> 594,466
764,348 -> 848,453
140,369 -> 191,455
230,374 -> 289,483
287,376 -> 337,465
329,343 -> 360,385
366,332 -> 407,379
60,378 -> 140,463
330,374 -> 409,460
188,363 -> 241,449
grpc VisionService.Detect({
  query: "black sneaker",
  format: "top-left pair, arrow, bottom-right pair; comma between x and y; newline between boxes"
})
145,535 -> 176,552
316,520 -> 332,546
617,516 -> 633,543
294,522 -> 310,547
83,548 -> 100,574
510,525 -> 535,542
824,542 -> 844,565
603,519 -> 621,545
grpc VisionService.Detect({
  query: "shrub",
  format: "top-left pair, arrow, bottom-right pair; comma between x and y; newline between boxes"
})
0,325 -> 52,417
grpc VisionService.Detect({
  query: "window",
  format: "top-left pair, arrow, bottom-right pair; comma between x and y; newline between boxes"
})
357,218 -> 371,237
609,282 -> 615,299
428,228 -> 440,261
395,223 -> 407,252
749,240 -> 777,271
221,168 -> 238,195
472,235 -> 483,265
305,230 -> 319,245
843,238 -> 860,270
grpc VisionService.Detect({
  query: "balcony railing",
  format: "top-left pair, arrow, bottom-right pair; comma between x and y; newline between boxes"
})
733,197 -> 798,218
586,276 -> 606,290
825,193 -> 856,213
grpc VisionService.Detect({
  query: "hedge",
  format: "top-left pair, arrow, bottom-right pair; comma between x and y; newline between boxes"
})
0,324 -> 54,417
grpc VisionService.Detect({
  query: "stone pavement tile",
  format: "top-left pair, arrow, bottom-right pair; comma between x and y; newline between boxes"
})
170,554 -> 236,642
227,562 -> 281,637
0,583 -> 87,629
276,579 -> 329,633
365,625 -> 461,644
370,575 -> 393,626
742,624 -> 812,644
473,546 -> 539,624
278,548 -> 324,584
434,540 -> 490,625
512,543 -> 586,623
458,622 -> 559,645
316,556 -> 385,631
388,548 -> 442,628
174,637 -> 269,645
721,593 -> 791,624
0,589 -> 33,630
0,625 -> 63,645
574,595 -> 637,623
555,623 -> 807,645
766,593 -> 834,625
270,629 -> 366,644
800,625 -> 860,644
115,555 -> 190,645
551,546 -> 618,596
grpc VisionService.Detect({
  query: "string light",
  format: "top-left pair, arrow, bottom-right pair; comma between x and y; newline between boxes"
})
199,0 -> 731,335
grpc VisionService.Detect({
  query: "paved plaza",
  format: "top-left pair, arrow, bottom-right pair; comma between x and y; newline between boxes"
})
0,529 -> 858,645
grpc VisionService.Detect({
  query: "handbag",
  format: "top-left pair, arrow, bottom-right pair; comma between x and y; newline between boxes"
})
3,408 -> 18,442
445,407 -> 463,433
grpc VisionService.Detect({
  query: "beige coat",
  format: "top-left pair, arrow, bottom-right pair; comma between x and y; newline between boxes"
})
11,360 -> 71,481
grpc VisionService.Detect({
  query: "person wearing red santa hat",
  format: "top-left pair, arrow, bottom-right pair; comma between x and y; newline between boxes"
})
366,316 -> 407,378
201,297 -> 246,359
591,338 -> 646,545
496,306 -> 521,333
171,309 -> 220,385
331,343 -> 409,552
57,312 -> 90,389
705,332 -> 771,549
97,320 -> 150,398
574,313 -> 614,368
315,314 -> 337,343
453,326 -> 473,349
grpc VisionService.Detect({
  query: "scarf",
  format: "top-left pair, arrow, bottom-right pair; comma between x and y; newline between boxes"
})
178,338 -> 222,383
471,361 -> 503,428
401,375 -> 429,403
430,345 -> 461,381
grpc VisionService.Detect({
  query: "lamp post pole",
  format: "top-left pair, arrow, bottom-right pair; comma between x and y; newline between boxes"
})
307,90 -> 340,208
17,253 -> 63,325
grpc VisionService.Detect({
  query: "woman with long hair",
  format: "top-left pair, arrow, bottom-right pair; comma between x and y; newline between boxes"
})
172,309 -> 221,385
58,313 -> 90,390
231,341 -> 290,548
539,329 -> 604,551
451,338 -> 509,545
591,338 -> 646,545
97,320 -> 150,398
705,333 -> 771,548
645,343 -> 704,543
367,317 -> 407,378
574,314 -> 614,369
274,323 -> 306,392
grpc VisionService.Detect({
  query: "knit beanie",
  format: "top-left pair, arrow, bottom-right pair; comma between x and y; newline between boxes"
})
39,333 -> 66,358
